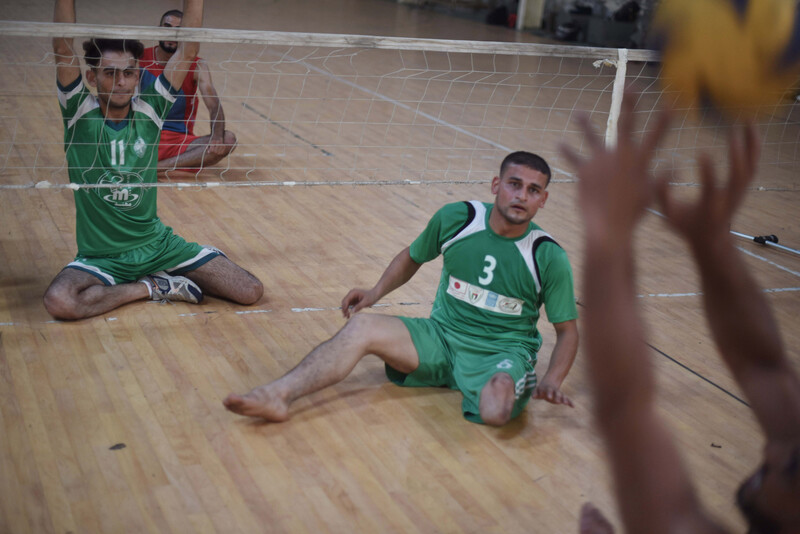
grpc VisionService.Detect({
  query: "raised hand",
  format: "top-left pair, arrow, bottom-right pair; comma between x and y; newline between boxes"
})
656,123 -> 760,249
560,93 -> 671,242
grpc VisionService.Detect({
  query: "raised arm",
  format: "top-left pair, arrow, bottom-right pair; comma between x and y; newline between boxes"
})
341,246 -> 422,318
656,125 -> 800,441
561,96 -> 726,533
53,0 -> 81,87
163,0 -> 203,89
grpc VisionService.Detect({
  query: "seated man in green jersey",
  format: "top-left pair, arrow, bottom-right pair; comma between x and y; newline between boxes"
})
224,151 -> 579,426
563,96 -> 800,533
45,0 -> 263,320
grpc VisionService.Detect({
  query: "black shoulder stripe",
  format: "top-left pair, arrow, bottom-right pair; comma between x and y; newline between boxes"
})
453,201 -> 476,238
531,236 -> 559,289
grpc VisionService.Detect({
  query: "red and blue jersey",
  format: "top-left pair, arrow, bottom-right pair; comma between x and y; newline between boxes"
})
139,46 -> 199,136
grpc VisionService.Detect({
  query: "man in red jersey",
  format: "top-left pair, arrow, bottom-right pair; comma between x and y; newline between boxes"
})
139,9 -> 237,171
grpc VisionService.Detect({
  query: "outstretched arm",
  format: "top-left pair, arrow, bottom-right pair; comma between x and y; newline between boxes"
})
341,246 -> 422,318
53,0 -> 81,87
163,0 -> 203,89
561,95 -> 725,533
656,125 -> 800,441
533,319 -> 578,407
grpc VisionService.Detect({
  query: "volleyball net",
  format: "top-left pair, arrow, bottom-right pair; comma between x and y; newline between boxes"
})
0,21 -> 798,191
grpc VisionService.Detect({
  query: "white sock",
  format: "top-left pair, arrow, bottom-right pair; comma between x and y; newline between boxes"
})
140,278 -> 154,299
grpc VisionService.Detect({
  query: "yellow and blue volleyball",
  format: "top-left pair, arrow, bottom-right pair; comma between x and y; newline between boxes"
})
653,0 -> 800,114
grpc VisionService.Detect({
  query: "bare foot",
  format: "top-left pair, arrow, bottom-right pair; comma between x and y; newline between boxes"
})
580,502 -> 615,534
223,385 -> 290,422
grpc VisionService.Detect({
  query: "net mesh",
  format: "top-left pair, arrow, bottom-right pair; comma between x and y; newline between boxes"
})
0,23 -> 798,191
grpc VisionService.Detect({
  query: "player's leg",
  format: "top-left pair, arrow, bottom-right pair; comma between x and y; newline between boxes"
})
223,314 -> 419,421
157,131 -> 237,170
455,347 -> 536,426
479,371 -> 517,426
43,267 -> 149,320
182,254 -> 263,305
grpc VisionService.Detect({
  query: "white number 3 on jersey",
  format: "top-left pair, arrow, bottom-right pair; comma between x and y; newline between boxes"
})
478,254 -> 497,285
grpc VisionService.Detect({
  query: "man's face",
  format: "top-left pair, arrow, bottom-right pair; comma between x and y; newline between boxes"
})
491,163 -> 549,226
158,14 -> 182,54
86,51 -> 140,111
737,443 -> 800,532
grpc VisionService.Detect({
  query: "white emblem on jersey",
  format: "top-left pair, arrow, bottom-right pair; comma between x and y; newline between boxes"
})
133,137 -> 147,158
446,275 -> 523,316
94,170 -> 145,211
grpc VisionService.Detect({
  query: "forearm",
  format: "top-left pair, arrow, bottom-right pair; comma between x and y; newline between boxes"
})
692,238 -> 800,437
539,320 -> 578,387
179,0 -> 203,60
584,239 -> 655,418
53,0 -> 79,84
584,242 -> 711,532
206,100 -> 225,137
370,247 -> 422,301
53,0 -> 75,24
693,238 -> 784,370
53,0 -> 76,56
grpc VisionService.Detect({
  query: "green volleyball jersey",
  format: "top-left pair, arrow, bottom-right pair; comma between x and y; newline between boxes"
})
409,201 -> 578,353
58,73 -> 177,256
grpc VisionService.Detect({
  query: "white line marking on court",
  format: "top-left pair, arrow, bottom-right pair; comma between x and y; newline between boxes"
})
235,309 -> 273,315
737,247 -> 800,278
637,292 -> 702,298
645,207 -> 800,279
282,53 -> 573,177
635,287 -> 799,299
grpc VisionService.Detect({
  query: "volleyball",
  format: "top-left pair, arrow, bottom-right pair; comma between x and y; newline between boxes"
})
653,0 -> 800,114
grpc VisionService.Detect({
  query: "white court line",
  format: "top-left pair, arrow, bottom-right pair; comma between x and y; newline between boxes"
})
646,208 -> 800,279
279,52 -> 574,178
737,246 -> 800,278
637,287 -> 800,299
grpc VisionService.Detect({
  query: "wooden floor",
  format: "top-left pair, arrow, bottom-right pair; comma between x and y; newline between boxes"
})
2,1 -> 799,533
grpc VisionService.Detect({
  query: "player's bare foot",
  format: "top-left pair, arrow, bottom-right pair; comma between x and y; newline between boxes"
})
579,502 -> 615,534
223,386 -> 290,422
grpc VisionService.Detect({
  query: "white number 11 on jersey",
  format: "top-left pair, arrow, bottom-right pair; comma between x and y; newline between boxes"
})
110,139 -> 125,166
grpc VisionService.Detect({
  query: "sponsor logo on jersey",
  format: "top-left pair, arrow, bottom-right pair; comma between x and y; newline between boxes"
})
446,275 -> 524,316
95,171 -> 144,211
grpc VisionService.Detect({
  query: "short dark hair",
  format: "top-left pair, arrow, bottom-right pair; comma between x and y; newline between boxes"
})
160,9 -> 184,25
82,38 -> 144,69
499,151 -> 552,186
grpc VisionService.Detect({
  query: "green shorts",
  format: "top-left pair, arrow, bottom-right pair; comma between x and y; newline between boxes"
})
387,317 -> 538,424
65,226 -> 219,285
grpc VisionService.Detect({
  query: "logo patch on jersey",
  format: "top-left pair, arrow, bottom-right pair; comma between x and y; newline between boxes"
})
498,297 -> 522,314
95,171 -> 144,211
446,275 -> 524,316
133,137 -> 147,158
448,278 -> 467,297
468,287 -> 484,303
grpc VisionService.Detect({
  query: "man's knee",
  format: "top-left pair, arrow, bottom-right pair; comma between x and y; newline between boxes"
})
341,313 -> 376,338
224,131 -> 237,152
339,313 -> 388,352
43,285 -> 80,320
480,373 -> 516,427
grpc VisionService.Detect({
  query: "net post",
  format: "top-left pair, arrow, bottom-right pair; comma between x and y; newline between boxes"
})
605,47 -> 628,148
